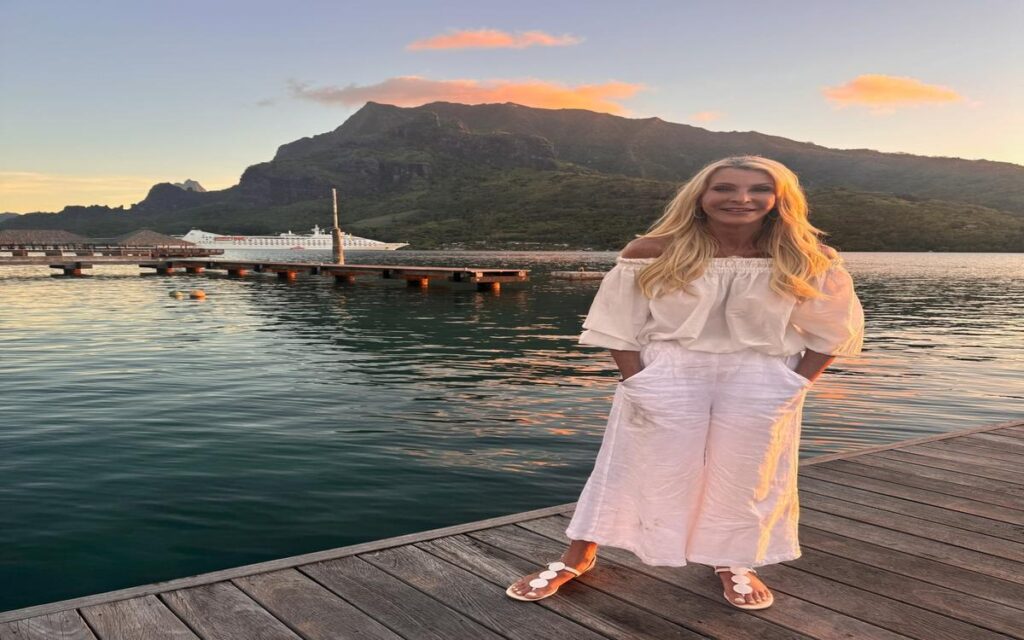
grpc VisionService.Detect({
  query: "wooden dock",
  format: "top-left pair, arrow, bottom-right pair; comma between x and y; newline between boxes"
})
2,418 -> 1023,639
0,258 -> 528,291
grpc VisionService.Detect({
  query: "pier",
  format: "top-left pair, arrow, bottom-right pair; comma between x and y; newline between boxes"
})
0,259 -> 528,291
2,418 -> 1022,639
0,229 -> 527,290
136,260 -> 529,292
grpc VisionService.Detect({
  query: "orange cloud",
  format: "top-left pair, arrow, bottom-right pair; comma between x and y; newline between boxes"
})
408,28 -> 582,50
823,74 -> 964,111
690,110 -> 723,123
289,76 -> 642,115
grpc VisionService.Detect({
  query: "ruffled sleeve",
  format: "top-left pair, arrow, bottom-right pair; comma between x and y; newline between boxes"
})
789,259 -> 865,357
578,258 -> 653,351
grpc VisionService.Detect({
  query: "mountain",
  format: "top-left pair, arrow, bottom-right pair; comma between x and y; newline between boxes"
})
0,213 -> 18,224
2,101 -> 1022,251
172,179 -> 206,192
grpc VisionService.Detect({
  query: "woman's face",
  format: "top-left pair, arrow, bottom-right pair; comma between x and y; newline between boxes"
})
700,168 -> 777,226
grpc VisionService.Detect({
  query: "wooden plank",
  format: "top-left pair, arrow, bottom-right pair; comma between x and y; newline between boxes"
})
232,568 -> 401,640
898,444 -> 1024,474
799,525 -> 1024,612
358,544 -> 609,640
996,426 -> 1024,440
161,582 -> 302,640
965,432 -> 1024,448
79,595 -> 198,639
789,545 -> 1024,637
0,502 -> 575,624
871,450 -> 1024,486
800,419 -> 1024,467
514,515 -> 906,640
300,556 -> 504,640
821,455 -> 1024,499
962,432 -> 1024,448
418,534 -> 706,640
800,508 -> 1024,584
800,464 -> 1024,525
918,439 -> 1024,463
797,476 -> 1024,542
761,556 -> 1013,640
0,610 -> 97,640
799,492 -> 1024,561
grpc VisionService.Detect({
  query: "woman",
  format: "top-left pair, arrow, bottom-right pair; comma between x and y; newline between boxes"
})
506,156 -> 865,610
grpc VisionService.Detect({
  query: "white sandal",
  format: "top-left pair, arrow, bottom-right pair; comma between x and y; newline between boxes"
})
714,566 -> 774,610
506,556 -> 597,601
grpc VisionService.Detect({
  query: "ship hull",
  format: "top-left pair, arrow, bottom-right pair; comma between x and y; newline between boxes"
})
180,229 -> 407,251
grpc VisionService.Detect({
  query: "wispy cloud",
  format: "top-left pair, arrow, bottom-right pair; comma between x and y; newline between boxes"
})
690,110 -> 723,123
823,74 -> 965,113
407,28 -> 582,51
289,76 -> 642,115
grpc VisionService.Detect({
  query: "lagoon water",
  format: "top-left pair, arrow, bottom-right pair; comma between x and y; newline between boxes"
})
1,251 -> 1022,612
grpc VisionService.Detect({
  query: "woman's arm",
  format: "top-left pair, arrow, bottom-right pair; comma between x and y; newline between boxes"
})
610,349 -> 644,381
795,349 -> 836,383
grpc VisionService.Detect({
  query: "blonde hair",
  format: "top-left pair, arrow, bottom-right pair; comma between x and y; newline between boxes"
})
635,156 -> 835,300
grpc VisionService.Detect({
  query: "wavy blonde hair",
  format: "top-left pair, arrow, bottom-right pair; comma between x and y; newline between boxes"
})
635,156 -> 835,300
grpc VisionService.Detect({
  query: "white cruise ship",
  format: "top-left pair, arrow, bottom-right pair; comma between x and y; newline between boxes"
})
180,225 -> 408,251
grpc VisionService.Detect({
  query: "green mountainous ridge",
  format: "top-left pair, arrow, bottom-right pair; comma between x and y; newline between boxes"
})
4,101 -> 1023,251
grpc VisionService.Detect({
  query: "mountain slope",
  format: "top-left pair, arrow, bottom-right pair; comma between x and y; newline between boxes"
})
3,101 -> 1022,251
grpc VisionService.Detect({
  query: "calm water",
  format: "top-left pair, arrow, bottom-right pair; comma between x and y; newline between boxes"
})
1,251 -> 1021,611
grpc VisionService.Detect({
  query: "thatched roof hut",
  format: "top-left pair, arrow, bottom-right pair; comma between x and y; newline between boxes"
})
0,229 -> 92,246
0,228 -> 193,247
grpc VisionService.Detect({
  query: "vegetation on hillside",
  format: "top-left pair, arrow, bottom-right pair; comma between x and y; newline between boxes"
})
3,102 -> 1022,252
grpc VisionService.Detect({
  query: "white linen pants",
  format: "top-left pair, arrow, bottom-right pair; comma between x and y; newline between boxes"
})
564,342 -> 812,567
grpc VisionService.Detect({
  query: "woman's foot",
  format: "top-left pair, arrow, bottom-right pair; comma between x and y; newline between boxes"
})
716,566 -> 773,606
506,552 -> 597,600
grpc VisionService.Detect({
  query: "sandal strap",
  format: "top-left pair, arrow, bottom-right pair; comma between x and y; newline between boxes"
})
547,560 -> 582,576
714,565 -> 758,575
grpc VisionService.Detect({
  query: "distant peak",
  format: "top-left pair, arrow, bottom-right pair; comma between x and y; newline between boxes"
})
172,179 -> 206,192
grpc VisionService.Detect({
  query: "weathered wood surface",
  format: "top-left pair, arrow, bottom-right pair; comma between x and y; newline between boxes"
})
3,417 -> 1023,639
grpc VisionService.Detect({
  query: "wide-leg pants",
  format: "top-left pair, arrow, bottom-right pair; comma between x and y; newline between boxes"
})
564,342 -> 813,567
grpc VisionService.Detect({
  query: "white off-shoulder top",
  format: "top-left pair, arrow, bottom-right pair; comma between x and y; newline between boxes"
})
579,255 -> 865,357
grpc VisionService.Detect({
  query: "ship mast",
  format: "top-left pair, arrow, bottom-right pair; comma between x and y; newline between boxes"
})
331,187 -> 345,264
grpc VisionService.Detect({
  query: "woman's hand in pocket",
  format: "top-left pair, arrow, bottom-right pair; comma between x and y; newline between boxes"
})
611,348 -> 644,381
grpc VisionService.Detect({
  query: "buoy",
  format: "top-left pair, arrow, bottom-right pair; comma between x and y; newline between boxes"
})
189,289 -> 207,299
170,291 -> 185,299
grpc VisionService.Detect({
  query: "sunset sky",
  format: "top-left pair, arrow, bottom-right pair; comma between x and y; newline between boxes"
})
2,0 -> 1022,213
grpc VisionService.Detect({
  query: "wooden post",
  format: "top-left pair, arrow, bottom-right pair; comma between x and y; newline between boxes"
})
332,187 -> 345,265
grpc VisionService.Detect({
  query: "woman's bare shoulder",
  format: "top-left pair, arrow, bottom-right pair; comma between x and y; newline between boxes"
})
620,236 -> 670,259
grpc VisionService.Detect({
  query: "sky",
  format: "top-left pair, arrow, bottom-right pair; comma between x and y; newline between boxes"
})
1,0 -> 1022,213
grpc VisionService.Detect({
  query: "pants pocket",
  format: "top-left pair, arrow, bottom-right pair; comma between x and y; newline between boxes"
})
776,355 -> 812,389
